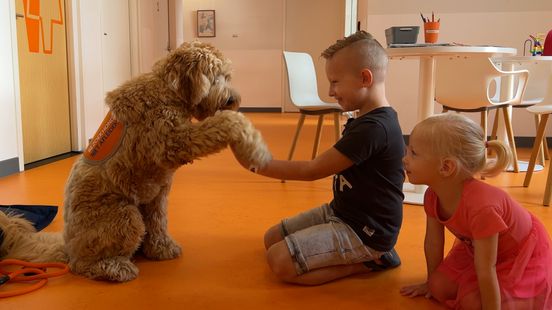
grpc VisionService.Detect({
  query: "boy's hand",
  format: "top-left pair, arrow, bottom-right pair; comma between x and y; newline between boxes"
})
230,144 -> 252,170
399,282 -> 431,299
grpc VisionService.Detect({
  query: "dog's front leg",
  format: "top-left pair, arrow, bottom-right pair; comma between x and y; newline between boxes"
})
171,110 -> 271,167
140,184 -> 182,260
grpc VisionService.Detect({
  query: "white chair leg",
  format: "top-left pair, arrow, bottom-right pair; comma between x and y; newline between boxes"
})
534,115 -> 546,166
333,112 -> 341,142
537,114 -> 550,160
491,109 -> 499,140
544,161 -> 552,206
312,115 -> 324,159
502,107 -> 519,173
524,114 -> 549,187
481,111 -> 488,139
481,111 -> 488,179
543,136 -> 550,160
283,113 -> 306,183
287,113 -> 305,161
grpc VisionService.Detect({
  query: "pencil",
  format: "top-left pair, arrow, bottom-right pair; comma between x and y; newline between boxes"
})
420,12 -> 426,23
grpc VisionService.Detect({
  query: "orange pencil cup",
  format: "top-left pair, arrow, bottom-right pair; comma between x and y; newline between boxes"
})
424,22 -> 440,43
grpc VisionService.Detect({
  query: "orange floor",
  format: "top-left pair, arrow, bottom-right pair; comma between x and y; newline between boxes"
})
0,112 -> 550,309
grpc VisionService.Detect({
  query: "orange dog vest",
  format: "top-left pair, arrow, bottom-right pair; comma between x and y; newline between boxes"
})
83,111 -> 125,163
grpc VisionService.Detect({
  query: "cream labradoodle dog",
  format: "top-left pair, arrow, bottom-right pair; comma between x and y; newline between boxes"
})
0,41 -> 271,282
0,211 -> 66,263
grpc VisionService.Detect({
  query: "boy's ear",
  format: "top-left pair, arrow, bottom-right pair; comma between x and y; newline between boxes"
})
360,68 -> 373,87
439,158 -> 457,177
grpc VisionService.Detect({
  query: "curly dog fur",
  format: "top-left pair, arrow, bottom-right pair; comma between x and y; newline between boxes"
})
0,41 -> 271,282
0,211 -> 66,263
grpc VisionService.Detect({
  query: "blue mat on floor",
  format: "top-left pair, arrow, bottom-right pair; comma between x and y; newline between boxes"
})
0,205 -> 58,231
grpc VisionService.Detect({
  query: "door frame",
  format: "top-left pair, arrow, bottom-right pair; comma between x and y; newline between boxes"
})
8,0 -> 25,171
10,1 -> 139,171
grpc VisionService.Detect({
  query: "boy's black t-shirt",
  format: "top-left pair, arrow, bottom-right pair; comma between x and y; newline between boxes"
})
331,107 -> 405,252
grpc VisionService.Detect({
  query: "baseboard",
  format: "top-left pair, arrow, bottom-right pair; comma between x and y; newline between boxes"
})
515,137 -> 552,148
238,107 -> 282,113
24,152 -> 81,170
0,157 -> 20,178
402,135 -> 552,148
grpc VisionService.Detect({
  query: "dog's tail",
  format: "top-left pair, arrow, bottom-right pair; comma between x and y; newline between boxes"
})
0,213 -> 67,263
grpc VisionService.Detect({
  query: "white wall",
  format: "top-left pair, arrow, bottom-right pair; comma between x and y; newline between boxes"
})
72,1 -> 106,146
135,0 -> 170,73
70,1 -> 134,147
182,0 -> 285,109
0,1 -> 22,168
362,2 -> 552,135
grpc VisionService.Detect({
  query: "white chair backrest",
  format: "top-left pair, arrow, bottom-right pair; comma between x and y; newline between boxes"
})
545,67 -> 552,103
435,57 -> 504,110
283,51 -> 324,106
512,61 -> 552,104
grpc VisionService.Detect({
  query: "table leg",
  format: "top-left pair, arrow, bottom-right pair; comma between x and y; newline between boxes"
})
497,62 -> 514,145
403,56 -> 436,205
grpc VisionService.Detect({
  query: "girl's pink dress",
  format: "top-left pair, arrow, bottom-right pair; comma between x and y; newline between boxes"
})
424,178 -> 552,309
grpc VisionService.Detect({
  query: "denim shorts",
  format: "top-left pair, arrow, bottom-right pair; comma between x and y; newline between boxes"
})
281,204 -> 383,275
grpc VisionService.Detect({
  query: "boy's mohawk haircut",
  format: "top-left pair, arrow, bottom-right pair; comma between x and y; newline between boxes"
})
321,30 -> 376,59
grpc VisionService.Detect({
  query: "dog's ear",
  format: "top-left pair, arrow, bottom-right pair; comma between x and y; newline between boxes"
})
155,42 -> 223,106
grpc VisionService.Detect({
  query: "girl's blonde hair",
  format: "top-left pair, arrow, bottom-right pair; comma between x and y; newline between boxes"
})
412,113 -> 511,178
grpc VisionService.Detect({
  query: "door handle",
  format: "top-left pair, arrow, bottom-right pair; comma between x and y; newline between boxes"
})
16,13 -> 24,19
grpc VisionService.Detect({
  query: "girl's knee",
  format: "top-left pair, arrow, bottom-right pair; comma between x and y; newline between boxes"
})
428,271 -> 457,303
459,291 -> 482,310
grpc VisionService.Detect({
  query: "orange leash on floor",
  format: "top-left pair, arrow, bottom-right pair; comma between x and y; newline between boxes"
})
0,259 -> 69,298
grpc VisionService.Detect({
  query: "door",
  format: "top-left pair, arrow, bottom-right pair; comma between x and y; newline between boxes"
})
136,0 -> 170,73
15,0 -> 71,164
101,0 -> 132,99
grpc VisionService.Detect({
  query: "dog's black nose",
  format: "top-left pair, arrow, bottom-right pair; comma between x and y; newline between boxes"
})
226,96 -> 235,106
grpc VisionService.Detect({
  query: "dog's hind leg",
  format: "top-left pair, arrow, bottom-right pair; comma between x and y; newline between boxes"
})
139,185 -> 182,260
64,198 -> 146,282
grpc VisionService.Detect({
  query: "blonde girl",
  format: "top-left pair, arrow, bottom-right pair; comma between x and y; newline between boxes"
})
400,113 -> 552,309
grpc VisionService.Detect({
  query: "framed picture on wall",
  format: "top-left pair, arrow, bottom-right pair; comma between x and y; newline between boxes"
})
197,10 -> 216,37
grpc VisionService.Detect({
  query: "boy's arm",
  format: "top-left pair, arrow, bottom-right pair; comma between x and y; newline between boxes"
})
243,146 -> 354,181
473,234 -> 500,310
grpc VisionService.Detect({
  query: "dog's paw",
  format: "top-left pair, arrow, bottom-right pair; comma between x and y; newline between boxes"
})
221,112 -> 271,171
231,126 -> 272,172
141,236 -> 182,261
72,256 -> 139,282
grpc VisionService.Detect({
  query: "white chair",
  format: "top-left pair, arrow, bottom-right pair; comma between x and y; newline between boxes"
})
523,66 -> 552,206
491,61 -> 550,165
434,57 -> 529,172
282,51 -> 342,161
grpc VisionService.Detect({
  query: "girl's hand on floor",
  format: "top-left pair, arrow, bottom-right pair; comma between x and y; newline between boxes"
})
399,282 -> 431,298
